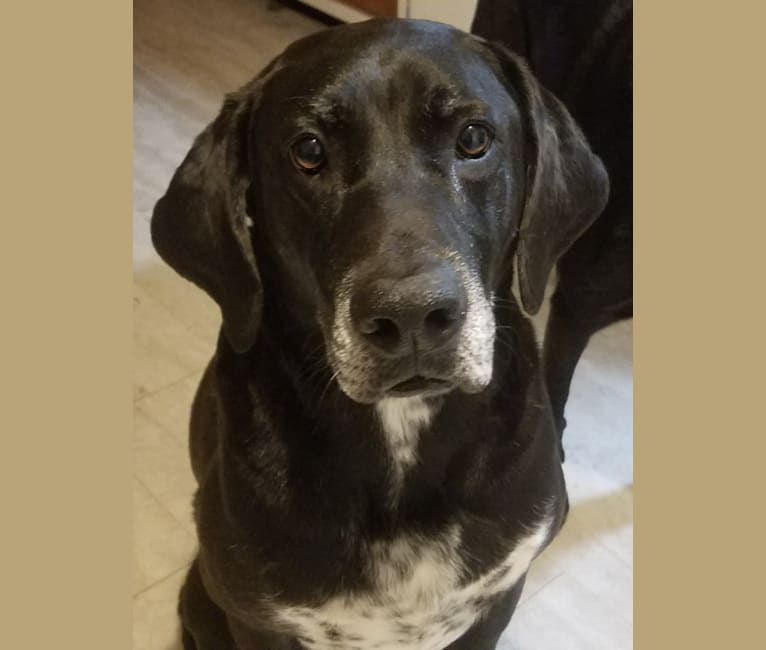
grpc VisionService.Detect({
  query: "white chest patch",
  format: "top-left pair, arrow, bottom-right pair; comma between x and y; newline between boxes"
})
375,396 -> 433,501
273,516 -> 552,650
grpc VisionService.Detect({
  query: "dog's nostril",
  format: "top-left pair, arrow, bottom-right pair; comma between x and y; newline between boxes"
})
358,318 -> 378,335
362,317 -> 400,346
424,308 -> 456,334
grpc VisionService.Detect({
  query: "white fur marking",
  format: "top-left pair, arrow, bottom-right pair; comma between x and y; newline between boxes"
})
451,258 -> 495,393
274,516 -> 553,650
376,396 -> 432,472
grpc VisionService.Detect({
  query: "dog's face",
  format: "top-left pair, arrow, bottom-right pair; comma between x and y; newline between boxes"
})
250,22 -> 525,403
152,19 -> 608,404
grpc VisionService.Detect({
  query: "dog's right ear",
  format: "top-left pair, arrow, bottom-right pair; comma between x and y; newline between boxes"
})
151,67 -> 276,354
479,41 -> 610,316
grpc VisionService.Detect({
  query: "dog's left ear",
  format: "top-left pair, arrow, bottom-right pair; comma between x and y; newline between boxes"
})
483,42 -> 610,314
151,71 -> 272,353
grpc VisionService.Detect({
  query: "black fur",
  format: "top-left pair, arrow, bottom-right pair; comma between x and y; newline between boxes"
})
152,19 -> 607,649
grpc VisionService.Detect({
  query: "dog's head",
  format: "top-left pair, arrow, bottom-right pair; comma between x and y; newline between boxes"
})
151,19 -> 608,404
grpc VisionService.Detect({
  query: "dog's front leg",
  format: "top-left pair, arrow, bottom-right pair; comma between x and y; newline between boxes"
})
445,575 -> 527,650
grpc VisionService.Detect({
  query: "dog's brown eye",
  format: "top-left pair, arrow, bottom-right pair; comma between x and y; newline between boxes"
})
457,123 -> 492,158
290,136 -> 325,173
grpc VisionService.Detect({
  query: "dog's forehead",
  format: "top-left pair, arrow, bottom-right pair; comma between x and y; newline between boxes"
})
263,19 -> 508,118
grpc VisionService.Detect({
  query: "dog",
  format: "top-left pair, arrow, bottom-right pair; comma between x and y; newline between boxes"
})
472,0 -> 633,443
151,18 -> 608,650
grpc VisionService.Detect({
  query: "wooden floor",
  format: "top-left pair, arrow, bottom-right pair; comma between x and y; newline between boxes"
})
133,1 -> 633,648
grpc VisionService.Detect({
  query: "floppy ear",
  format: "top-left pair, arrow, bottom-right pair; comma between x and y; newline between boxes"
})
485,42 -> 610,314
151,73 -> 271,353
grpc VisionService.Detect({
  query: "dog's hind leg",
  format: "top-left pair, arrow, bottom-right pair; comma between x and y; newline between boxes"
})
179,557 -> 237,650
543,299 -> 599,441
542,205 -> 632,459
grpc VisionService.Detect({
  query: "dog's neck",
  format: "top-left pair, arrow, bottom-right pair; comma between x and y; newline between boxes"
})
215,293 -> 537,517
374,395 -> 434,504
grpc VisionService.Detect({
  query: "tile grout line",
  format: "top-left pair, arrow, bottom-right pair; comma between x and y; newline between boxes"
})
597,541 -> 633,569
133,562 -> 193,599
133,431 -> 199,536
517,571 -> 566,610
589,524 -> 634,570
134,384 -> 201,538
135,473 -> 184,518
134,473 -> 196,541
134,366 -> 205,404
134,275 -> 221,342
133,474 -> 198,597
134,395 -> 195,456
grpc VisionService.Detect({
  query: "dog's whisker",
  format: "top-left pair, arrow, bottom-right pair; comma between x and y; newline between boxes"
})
301,356 -> 329,380
315,368 -> 341,410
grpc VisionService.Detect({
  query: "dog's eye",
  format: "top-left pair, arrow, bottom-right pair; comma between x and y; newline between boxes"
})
457,123 -> 493,158
290,136 -> 325,173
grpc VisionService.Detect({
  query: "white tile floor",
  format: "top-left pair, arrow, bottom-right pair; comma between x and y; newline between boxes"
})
133,1 -> 633,648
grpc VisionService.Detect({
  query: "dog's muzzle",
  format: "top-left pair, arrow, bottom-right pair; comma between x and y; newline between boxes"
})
329,258 -> 495,403
349,262 -> 466,397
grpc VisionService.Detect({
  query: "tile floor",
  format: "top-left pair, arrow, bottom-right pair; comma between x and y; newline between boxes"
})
133,1 -> 633,648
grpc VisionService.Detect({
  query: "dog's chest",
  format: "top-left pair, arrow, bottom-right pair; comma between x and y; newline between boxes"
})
273,519 -> 551,650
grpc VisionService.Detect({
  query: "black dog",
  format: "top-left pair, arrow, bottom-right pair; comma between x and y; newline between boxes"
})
152,18 -> 608,650
472,0 -> 633,441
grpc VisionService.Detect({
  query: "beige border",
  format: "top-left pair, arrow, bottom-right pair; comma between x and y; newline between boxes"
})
635,1 -> 765,647
1,0 -> 132,648
4,0 -> 765,648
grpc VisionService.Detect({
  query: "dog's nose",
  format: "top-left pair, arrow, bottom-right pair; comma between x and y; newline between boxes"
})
351,264 -> 467,357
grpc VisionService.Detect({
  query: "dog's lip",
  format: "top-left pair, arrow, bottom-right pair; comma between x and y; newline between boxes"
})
386,375 -> 454,397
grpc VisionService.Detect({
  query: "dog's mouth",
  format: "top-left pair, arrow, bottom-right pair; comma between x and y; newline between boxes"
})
385,375 -> 454,398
